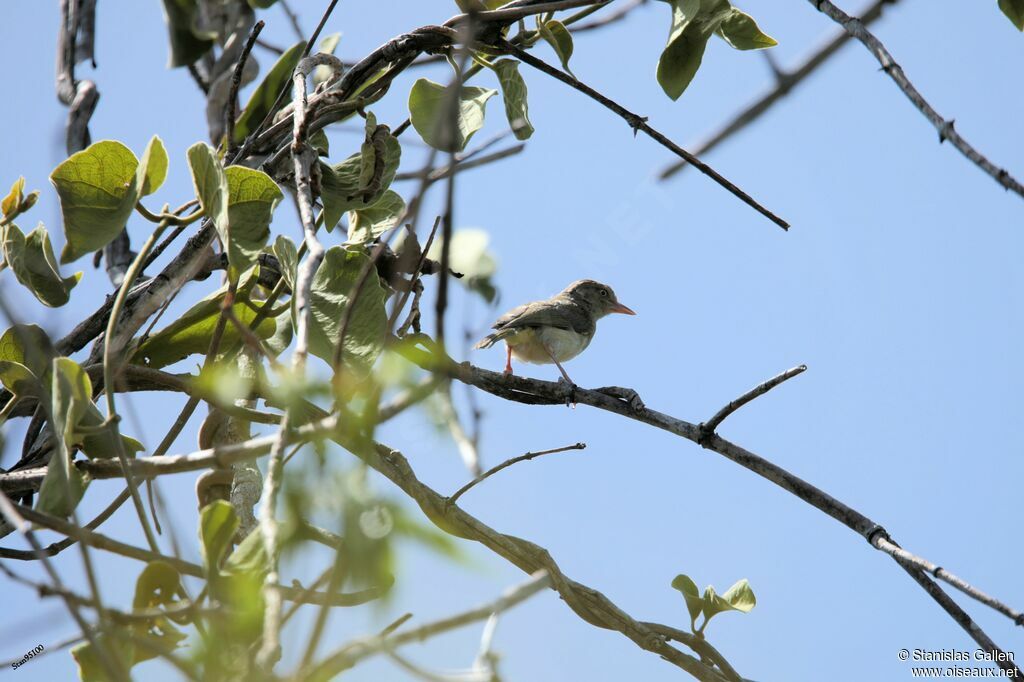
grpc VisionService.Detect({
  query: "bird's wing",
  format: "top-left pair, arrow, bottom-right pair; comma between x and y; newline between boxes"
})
492,299 -> 589,333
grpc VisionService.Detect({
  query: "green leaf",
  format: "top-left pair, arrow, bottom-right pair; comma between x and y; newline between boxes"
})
319,133 -> 402,231
233,40 -> 307,143
37,358 -> 91,517
224,527 -> 268,576
304,246 -> 388,375
187,141 -> 229,245
1000,0 -> 1024,30
133,561 -> 182,610
408,79 -> 497,152
199,500 -> 239,573
671,574 -> 705,624
1,222 -> 82,307
348,190 -> 406,244
72,636 -> 134,682
160,0 -> 216,67
427,228 -> 499,302
247,0 -> 279,7
0,324 -> 56,397
272,234 -> 298,293
224,166 -> 282,277
716,8 -> 777,50
657,0 -> 730,100
539,19 -> 575,76
134,271 -> 278,369
2,177 -> 24,218
139,136 -> 169,197
701,579 -> 756,624
51,140 -> 141,264
492,59 -> 534,140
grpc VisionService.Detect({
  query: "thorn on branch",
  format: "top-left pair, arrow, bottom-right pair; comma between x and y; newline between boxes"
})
938,119 -> 955,144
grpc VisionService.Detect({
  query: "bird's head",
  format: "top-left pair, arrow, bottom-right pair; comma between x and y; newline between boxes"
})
562,279 -> 636,318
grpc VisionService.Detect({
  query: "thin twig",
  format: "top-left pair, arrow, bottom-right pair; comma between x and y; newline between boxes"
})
808,0 -> 1024,200
501,40 -> 789,230
700,364 -> 807,437
448,442 -> 586,507
226,20 -> 265,157
305,571 -> 552,678
660,0 -> 899,180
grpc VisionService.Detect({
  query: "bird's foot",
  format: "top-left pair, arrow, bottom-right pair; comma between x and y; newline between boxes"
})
503,366 -> 513,376
556,377 -> 579,408
596,386 -> 645,412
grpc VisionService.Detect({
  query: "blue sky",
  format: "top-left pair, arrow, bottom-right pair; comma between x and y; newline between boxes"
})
1,1 -> 1023,681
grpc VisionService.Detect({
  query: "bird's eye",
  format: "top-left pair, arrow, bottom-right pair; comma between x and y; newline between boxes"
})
600,289 -> 608,297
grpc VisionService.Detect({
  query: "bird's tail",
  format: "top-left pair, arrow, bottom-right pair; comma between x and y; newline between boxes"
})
473,331 -> 503,350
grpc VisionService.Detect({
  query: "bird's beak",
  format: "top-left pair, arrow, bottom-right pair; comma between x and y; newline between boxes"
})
609,302 -> 636,315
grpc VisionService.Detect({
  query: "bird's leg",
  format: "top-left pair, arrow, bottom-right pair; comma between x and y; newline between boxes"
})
541,345 -> 577,407
503,345 -> 513,375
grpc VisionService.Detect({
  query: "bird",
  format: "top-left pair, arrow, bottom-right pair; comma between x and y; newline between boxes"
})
474,279 -> 636,385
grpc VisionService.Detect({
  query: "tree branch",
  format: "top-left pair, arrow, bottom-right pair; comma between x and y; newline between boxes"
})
699,364 -> 806,438
807,0 -> 1024,200
447,442 -> 586,507
500,40 -> 790,230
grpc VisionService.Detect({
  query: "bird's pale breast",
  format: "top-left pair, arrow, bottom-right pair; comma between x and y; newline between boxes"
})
505,326 -> 593,364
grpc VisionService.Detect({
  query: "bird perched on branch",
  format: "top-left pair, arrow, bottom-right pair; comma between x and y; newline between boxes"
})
474,279 -> 635,385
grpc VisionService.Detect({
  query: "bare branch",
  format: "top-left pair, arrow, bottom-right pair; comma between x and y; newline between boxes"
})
808,0 -> 1024,200
225,20 -> 265,158
448,442 -> 586,507
699,364 -> 806,438
391,342 -> 1023,665
500,40 -> 790,230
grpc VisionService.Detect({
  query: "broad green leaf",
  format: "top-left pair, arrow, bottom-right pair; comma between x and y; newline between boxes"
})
272,234 -> 298,293
657,0 -> 730,100
224,526 -> 268,576
233,40 -> 307,143
224,165 -> 282,277
1001,0 -> 1024,30
408,79 -> 497,152
0,361 -> 37,399
160,0 -> 216,67
1,222 -> 81,307
133,561 -> 182,610
51,140 -> 141,264
313,33 -> 343,88
716,8 -> 777,50
492,59 -> 534,140
319,132 -> 402,231
426,228 -> 497,280
671,574 -> 705,624
348,190 -> 405,244
139,136 -> 169,197
37,358 -> 91,517
0,324 -> 57,397
134,271 -> 278,368
199,500 -> 239,572
304,246 -> 388,375
71,635 -> 134,682
426,228 -> 499,302
187,142 -> 229,245
539,19 -> 575,76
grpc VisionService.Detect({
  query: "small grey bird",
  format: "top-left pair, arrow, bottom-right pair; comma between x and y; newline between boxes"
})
474,279 -> 635,384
